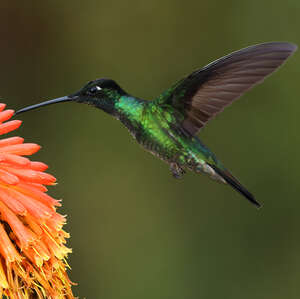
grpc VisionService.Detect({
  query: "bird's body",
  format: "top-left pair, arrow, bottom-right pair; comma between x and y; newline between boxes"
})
15,42 -> 297,207
115,95 -> 223,181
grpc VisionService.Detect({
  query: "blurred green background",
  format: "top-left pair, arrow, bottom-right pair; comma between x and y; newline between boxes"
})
1,1 -> 300,298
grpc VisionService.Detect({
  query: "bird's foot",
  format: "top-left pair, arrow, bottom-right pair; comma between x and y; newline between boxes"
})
170,163 -> 186,179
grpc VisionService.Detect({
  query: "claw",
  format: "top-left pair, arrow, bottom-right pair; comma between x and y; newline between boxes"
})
170,163 -> 185,179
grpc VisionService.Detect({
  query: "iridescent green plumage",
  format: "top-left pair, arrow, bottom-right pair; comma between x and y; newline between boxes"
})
15,42 -> 298,208
115,96 -> 220,177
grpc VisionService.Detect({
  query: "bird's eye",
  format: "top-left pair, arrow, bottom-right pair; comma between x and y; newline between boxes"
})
89,86 -> 102,94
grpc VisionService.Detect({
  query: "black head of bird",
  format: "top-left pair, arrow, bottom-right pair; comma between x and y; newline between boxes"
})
15,78 -> 128,116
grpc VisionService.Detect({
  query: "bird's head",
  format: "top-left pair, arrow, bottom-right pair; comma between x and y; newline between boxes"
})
15,78 -> 127,115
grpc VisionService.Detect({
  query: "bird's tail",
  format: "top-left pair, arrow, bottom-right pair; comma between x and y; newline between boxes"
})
208,164 -> 261,208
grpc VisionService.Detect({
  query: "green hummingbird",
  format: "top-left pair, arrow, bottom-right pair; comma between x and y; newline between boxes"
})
15,42 -> 297,208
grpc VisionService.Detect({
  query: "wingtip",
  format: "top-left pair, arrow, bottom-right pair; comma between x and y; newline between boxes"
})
260,41 -> 298,53
289,42 -> 298,52
278,42 -> 298,53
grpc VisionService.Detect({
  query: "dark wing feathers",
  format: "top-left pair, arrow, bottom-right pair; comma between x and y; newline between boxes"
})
163,42 -> 297,135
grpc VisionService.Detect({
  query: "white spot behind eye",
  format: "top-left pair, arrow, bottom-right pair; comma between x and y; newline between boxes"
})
90,85 -> 102,94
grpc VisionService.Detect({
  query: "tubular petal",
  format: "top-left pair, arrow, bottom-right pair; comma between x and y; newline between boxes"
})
0,201 -> 36,249
0,137 -> 24,147
0,224 -> 22,263
1,166 -> 56,185
0,169 -> 19,185
0,110 -> 14,123
2,187 -> 54,220
0,143 -> 40,156
0,104 -> 6,112
14,183 -> 61,207
0,153 -> 30,166
42,232 -> 71,260
22,182 -> 48,192
0,120 -> 22,135
24,215 -> 43,236
0,189 -> 27,215
29,161 -> 49,171
46,214 -> 66,232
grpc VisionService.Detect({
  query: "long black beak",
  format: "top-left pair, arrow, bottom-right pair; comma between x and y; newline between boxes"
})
14,96 -> 75,115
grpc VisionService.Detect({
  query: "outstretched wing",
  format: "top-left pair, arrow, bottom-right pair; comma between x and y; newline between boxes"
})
157,42 -> 297,135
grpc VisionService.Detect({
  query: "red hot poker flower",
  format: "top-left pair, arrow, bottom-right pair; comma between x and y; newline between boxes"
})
0,104 -> 75,298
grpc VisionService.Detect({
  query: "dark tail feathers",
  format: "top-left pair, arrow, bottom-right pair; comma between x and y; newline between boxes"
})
208,164 -> 261,208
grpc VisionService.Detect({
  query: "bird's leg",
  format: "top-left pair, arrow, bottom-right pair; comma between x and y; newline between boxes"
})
170,163 -> 186,179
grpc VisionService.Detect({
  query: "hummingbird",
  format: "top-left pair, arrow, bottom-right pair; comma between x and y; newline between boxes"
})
15,42 -> 297,208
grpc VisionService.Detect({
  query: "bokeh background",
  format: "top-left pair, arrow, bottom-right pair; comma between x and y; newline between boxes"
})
0,1 -> 300,298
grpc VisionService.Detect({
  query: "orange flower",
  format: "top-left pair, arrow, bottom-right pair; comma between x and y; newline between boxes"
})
0,104 -> 75,298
